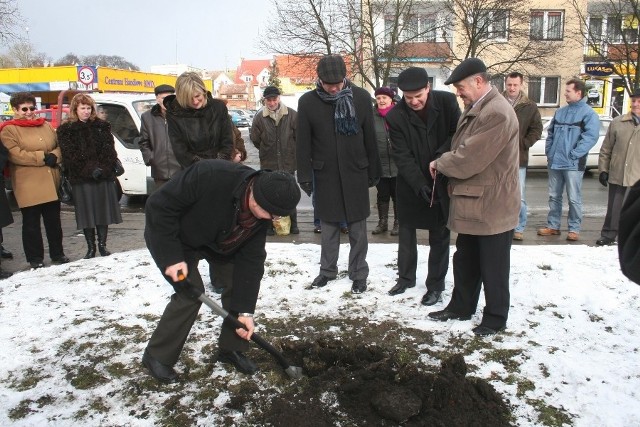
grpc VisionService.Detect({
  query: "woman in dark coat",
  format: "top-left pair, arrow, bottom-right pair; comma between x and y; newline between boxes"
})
0,143 -> 13,278
57,93 -> 122,258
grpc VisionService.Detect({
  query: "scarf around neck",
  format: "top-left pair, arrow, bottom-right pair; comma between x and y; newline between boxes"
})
217,178 -> 263,255
315,79 -> 359,136
0,117 -> 47,133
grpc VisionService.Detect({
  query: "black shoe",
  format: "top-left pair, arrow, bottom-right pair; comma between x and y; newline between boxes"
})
217,350 -> 258,375
340,226 -> 349,234
290,225 -> 300,234
421,290 -> 443,306
29,261 -> 45,269
313,225 -> 321,233
351,279 -> 367,294
142,350 -> 178,383
266,227 -> 275,236
595,237 -> 615,246
0,245 -> 13,259
428,309 -> 472,322
52,255 -> 70,264
312,274 -> 333,288
472,325 -> 505,336
0,269 -> 12,279
388,281 -> 415,296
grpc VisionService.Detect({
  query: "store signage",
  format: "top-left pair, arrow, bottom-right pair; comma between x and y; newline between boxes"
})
585,63 -> 614,76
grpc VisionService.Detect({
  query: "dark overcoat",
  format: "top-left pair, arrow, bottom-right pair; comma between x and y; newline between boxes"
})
144,160 -> 268,313
619,179 -> 640,285
0,143 -> 13,228
386,90 -> 461,229
296,84 -> 381,222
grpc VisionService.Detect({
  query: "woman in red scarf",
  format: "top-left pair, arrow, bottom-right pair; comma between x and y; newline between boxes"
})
0,92 -> 69,269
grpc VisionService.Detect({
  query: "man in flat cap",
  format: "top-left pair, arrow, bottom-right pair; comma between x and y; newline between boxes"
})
427,58 -> 520,336
139,84 -> 181,190
296,54 -> 381,294
250,86 -> 300,234
385,67 -> 461,307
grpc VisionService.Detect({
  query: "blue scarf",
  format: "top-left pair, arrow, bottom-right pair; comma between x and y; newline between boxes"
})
315,79 -> 359,136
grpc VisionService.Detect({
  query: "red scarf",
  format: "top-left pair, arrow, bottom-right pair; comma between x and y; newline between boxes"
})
0,117 -> 47,132
377,105 -> 394,130
217,178 -> 263,255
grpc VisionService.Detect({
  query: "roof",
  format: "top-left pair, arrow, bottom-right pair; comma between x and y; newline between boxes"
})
219,83 -> 249,95
275,54 -> 353,83
235,59 -> 271,85
390,42 -> 452,62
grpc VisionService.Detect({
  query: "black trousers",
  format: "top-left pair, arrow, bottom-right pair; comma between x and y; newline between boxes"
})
397,223 -> 450,291
20,200 -> 64,263
146,258 -> 249,367
375,177 -> 397,205
601,183 -> 627,240
445,230 -> 513,330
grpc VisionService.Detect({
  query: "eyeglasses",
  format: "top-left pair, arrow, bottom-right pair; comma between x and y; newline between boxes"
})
20,106 -> 36,112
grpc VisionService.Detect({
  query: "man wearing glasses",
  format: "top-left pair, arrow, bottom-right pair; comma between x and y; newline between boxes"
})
385,67 -> 461,306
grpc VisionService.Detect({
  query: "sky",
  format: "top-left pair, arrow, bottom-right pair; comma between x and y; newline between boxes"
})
0,243 -> 639,425
17,0 -> 274,71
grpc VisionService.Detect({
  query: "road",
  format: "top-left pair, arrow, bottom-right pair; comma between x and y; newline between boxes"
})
0,128 -> 611,273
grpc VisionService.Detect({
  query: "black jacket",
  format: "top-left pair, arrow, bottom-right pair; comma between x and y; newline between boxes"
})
144,160 -> 268,313
0,144 -> 13,229
619,179 -> 640,285
138,104 -> 181,180
386,90 -> 461,229
164,92 -> 234,167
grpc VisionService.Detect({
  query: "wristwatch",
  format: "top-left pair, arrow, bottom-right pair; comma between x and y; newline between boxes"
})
238,313 -> 254,318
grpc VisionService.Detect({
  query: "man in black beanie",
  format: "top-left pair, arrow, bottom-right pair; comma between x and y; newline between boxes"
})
142,160 -> 300,382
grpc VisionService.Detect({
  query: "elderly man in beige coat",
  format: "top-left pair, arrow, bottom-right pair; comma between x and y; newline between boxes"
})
596,88 -> 640,246
427,58 -> 520,336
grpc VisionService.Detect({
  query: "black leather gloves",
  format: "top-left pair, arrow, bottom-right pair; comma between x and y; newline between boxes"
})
599,172 -> 609,187
92,168 -> 104,180
299,182 -> 313,197
43,153 -> 57,167
368,177 -> 380,188
419,185 -> 433,203
114,160 -> 125,177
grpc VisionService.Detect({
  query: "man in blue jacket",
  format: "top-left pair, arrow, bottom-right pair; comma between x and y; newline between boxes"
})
538,78 -> 599,241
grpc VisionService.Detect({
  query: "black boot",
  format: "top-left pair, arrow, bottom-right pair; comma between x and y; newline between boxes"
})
83,228 -> 96,259
390,202 -> 399,236
372,202 -> 389,234
96,225 -> 111,256
290,209 -> 299,234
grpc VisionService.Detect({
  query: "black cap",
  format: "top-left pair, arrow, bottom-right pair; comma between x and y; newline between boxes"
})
397,67 -> 430,91
444,58 -> 487,85
631,88 -> 640,98
317,55 -> 347,84
252,171 -> 301,216
154,84 -> 175,96
263,86 -> 281,98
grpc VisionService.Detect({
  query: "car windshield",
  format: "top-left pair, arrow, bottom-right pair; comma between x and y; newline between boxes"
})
132,100 -> 156,117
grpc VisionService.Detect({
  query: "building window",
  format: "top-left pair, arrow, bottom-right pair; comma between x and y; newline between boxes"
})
479,10 -> 509,40
528,76 -> 560,106
388,14 -> 438,43
530,10 -> 564,40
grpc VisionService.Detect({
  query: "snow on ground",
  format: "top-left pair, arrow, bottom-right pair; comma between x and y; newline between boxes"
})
0,243 -> 638,426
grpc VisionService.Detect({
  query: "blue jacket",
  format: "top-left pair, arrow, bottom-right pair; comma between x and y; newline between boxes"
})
545,99 -> 599,170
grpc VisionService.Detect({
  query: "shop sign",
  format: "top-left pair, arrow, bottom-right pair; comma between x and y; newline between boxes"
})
585,63 -> 614,76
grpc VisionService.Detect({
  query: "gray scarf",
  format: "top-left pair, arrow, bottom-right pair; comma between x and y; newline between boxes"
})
315,79 -> 359,136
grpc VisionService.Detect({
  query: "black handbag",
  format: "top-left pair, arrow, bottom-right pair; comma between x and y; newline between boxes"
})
58,167 -> 73,205
114,158 -> 125,177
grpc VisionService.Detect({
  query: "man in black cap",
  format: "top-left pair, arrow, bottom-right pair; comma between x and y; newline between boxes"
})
142,160 -> 301,381
385,67 -> 460,307
297,54 -> 381,294
427,58 -> 520,336
139,84 -> 181,190
250,86 -> 300,234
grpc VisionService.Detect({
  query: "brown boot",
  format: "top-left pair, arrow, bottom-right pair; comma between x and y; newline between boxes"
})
372,202 -> 389,235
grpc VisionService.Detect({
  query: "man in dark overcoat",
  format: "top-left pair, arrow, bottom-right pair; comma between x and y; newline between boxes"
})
385,67 -> 461,305
141,160 -> 300,382
296,54 -> 381,294
0,143 -> 13,278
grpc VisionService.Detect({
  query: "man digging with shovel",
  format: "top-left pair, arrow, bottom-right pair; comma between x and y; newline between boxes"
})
142,160 -> 300,382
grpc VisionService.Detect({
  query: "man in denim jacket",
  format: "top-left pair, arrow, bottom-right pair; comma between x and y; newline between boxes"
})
538,78 -> 599,241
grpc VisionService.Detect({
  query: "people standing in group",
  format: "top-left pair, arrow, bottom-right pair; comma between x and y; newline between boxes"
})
385,68 -> 461,306
138,84 -> 181,191
596,88 -> 640,246
537,78 -> 600,241
250,85 -> 300,234
371,86 -> 399,236
0,92 -> 69,269
0,143 -> 13,278
142,161 -> 300,381
297,54 -> 381,294
427,58 -> 520,336
502,72 -> 543,241
57,93 -> 123,259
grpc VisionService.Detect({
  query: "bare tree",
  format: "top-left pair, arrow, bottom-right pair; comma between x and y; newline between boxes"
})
7,40 -> 50,67
54,53 -> 82,66
570,0 -> 640,96
0,0 -> 22,44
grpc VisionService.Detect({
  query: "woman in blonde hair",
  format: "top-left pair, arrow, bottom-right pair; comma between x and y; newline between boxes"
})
163,71 -> 234,166
57,93 -> 122,259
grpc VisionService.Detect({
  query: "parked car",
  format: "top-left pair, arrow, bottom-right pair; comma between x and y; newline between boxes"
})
528,116 -> 612,171
229,110 -> 251,128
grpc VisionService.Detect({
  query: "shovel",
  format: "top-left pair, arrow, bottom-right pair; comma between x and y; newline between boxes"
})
177,272 -> 304,379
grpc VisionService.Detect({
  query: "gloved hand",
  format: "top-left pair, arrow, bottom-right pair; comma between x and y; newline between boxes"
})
114,160 -> 125,177
368,177 -> 380,188
419,185 -> 433,203
91,168 -> 103,180
299,182 -> 313,197
599,172 -> 609,187
43,153 -> 57,167
170,278 -> 202,299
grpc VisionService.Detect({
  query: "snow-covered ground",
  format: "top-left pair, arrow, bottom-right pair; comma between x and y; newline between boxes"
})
0,243 -> 638,426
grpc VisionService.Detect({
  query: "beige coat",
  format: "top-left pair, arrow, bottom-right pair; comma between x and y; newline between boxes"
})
434,87 -> 520,235
598,112 -> 640,187
0,122 -> 61,208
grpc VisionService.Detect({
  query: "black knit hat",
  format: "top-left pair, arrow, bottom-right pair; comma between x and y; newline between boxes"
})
263,86 -> 281,98
253,171 -> 301,216
317,55 -> 347,84
444,58 -> 487,85
397,67 -> 429,91
154,84 -> 175,95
